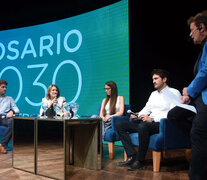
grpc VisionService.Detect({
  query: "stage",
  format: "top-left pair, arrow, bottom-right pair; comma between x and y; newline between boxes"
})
0,144 -> 189,180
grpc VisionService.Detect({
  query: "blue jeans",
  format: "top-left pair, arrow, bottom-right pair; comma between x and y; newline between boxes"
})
102,119 -> 112,141
0,117 -> 13,147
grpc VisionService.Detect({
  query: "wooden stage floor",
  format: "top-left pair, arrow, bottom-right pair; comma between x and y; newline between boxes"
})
0,144 -> 189,180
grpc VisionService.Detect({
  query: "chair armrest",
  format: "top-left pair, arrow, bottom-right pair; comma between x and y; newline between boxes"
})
149,118 -> 167,149
111,116 -> 130,131
155,118 -> 167,143
159,118 -> 167,132
158,118 -> 191,149
160,118 -> 183,138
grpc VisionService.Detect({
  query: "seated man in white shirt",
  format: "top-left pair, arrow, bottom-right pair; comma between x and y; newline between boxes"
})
116,69 -> 181,170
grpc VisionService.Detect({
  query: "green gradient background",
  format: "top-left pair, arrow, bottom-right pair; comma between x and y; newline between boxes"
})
0,0 -> 129,116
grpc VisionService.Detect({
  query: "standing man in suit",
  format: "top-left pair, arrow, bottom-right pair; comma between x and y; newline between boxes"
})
169,10 -> 207,180
168,10 -> 207,180
0,80 -> 20,153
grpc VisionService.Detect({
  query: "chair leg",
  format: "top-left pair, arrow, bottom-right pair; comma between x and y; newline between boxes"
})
124,151 -> 127,161
108,142 -> 114,160
152,151 -> 161,172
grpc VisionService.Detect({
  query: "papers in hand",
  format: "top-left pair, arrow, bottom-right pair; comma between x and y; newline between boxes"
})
176,103 -> 197,114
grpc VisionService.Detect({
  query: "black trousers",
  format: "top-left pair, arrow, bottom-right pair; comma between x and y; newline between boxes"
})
116,120 -> 159,161
167,106 -> 195,137
168,95 -> 207,180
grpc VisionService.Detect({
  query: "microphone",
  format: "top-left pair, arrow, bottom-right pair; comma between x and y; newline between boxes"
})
127,110 -> 142,120
0,114 -> 16,118
127,110 -> 138,117
53,93 -> 58,106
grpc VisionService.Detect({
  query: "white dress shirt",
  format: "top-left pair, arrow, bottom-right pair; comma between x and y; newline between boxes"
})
138,86 -> 181,122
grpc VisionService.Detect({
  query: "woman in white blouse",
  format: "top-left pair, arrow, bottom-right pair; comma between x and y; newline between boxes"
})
99,81 -> 125,138
40,84 -> 68,117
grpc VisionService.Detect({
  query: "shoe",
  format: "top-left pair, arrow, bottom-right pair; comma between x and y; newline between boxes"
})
0,144 -> 7,154
128,160 -> 144,170
117,156 -> 135,166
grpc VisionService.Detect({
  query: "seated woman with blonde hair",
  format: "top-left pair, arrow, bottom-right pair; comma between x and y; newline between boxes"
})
99,81 -> 125,139
40,84 -> 68,117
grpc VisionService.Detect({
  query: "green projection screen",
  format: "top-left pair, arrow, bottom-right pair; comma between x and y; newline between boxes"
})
0,0 -> 129,116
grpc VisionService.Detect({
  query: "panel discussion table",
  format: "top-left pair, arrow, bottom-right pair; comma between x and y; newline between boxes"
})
12,116 -> 102,180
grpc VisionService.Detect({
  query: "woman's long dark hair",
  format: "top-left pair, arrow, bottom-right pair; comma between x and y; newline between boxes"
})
103,81 -> 118,116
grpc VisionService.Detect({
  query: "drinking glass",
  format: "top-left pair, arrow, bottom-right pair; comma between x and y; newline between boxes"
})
65,102 -> 71,119
71,102 -> 79,119
54,103 -> 60,119
41,102 -> 48,118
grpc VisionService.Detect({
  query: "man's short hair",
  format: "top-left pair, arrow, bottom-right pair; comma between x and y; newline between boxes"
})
151,69 -> 169,82
187,10 -> 207,28
0,80 -> 8,86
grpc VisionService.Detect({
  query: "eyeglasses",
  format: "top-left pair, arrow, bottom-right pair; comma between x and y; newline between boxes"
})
104,88 -> 111,91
